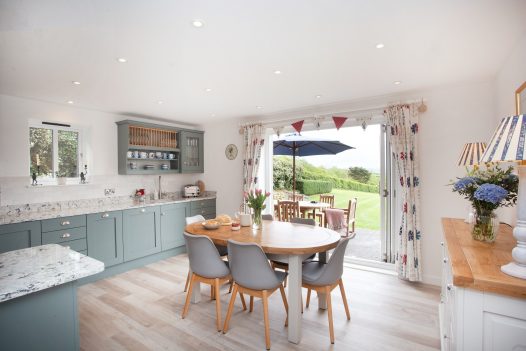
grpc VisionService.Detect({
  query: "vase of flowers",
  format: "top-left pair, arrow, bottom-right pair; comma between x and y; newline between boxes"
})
245,189 -> 270,230
452,164 -> 518,242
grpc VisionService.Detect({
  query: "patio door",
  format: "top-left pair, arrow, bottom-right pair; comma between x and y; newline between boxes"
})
380,124 -> 395,263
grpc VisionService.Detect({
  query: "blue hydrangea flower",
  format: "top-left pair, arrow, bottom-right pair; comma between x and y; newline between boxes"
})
453,177 -> 477,191
474,184 -> 508,204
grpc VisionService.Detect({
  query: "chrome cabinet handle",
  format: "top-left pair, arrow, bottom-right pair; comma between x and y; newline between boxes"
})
440,241 -> 444,246
443,258 -> 448,263
443,334 -> 448,339
161,212 -> 165,216
447,284 -> 453,291
61,233 -> 71,238
61,220 -> 70,226
64,245 -> 70,250
141,208 -> 146,213
102,213 -> 109,218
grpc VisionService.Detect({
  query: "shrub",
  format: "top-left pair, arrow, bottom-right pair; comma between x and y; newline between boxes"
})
348,166 -> 372,183
296,180 -> 333,195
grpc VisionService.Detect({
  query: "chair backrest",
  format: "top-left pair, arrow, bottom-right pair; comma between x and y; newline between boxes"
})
277,200 -> 300,222
183,233 -> 230,278
346,198 -> 358,234
287,193 -> 304,201
227,240 -> 283,290
262,214 -> 274,221
186,214 -> 205,225
319,194 -> 335,208
313,237 -> 350,286
290,217 -> 316,226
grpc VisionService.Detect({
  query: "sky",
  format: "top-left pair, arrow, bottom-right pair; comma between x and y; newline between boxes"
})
279,124 -> 381,173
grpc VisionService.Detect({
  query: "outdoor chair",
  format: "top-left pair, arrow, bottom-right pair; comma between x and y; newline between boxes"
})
276,200 -> 300,222
303,237 -> 351,344
309,194 -> 335,226
327,198 -> 357,238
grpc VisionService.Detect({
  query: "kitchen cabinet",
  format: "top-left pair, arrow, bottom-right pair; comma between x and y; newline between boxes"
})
180,130 -> 204,173
122,206 -> 161,261
87,211 -> 123,267
160,203 -> 189,250
190,198 -> 216,219
0,221 -> 41,254
41,215 -> 87,254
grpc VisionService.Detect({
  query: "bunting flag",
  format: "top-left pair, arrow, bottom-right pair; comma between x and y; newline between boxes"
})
291,120 -> 304,134
332,116 -> 348,130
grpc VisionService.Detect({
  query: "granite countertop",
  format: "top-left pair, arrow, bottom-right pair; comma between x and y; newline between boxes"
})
0,192 -> 217,225
0,244 -> 104,302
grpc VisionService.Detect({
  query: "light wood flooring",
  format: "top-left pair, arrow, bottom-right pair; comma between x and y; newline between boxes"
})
78,254 -> 441,351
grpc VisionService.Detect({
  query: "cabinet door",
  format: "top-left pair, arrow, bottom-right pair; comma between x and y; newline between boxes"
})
0,221 -> 41,254
160,203 -> 189,250
122,206 -> 161,261
87,211 -> 123,267
180,131 -> 204,173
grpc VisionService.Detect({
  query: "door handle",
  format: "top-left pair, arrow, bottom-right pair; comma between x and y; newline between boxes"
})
382,189 -> 389,197
61,220 -> 70,226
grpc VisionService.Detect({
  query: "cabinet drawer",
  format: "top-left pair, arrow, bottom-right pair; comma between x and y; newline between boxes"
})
42,226 -> 86,244
41,215 -> 86,232
190,199 -> 215,210
190,208 -> 216,218
59,238 -> 87,252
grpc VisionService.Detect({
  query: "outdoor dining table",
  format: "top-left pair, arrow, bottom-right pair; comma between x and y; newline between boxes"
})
184,220 -> 341,344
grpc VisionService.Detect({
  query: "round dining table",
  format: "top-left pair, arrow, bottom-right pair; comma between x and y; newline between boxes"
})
184,219 -> 341,344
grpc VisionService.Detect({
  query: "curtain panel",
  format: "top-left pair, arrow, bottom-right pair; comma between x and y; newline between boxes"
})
242,124 -> 265,210
385,104 -> 422,281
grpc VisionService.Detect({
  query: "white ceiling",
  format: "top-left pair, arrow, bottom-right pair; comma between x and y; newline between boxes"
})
1,0 -> 525,124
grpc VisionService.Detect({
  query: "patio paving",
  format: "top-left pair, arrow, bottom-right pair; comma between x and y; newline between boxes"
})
345,228 -> 382,262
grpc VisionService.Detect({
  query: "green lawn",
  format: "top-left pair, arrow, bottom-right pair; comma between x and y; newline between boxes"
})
315,188 -> 380,230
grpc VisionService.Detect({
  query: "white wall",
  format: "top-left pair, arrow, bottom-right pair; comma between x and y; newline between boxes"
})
0,94 -> 201,205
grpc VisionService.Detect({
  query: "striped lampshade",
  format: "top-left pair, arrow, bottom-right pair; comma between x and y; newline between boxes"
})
457,142 -> 487,166
481,114 -> 526,162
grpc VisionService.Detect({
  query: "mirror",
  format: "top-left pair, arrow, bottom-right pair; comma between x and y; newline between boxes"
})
516,81 -> 526,115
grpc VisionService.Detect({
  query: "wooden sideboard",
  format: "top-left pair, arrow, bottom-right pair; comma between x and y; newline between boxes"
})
440,218 -> 526,351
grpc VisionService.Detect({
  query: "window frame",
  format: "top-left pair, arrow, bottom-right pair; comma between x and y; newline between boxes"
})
29,121 -> 83,184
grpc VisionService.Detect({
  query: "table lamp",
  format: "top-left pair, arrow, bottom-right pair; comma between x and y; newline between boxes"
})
457,142 -> 487,168
480,114 -> 526,279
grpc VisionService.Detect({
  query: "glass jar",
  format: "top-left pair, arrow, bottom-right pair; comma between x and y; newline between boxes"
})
470,211 -> 499,243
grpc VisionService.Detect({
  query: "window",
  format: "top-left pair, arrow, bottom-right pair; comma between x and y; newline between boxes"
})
29,124 -> 81,179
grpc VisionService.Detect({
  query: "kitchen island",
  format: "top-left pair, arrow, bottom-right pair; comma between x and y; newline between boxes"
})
0,244 -> 104,351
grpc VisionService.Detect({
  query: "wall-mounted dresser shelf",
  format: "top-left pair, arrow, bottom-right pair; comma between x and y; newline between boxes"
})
117,120 -> 204,175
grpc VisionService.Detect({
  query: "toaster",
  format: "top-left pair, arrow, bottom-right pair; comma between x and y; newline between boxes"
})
184,185 -> 200,197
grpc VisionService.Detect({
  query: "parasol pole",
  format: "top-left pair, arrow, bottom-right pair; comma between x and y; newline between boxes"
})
292,142 -> 296,201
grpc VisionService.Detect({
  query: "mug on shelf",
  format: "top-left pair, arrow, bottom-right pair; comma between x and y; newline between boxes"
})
127,151 -> 133,158
169,153 -> 175,160
133,150 -> 139,158
140,152 -> 147,159
129,162 -> 137,169
155,152 -> 162,159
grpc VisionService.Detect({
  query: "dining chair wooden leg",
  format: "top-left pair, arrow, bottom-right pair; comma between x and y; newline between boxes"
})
182,274 -> 195,319
306,288 -> 311,308
228,279 -> 233,293
239,292 -> 247,310
262,290 -> 271,350
184,270 -> 190,292
326,286 -> 335,344
223,284 -> 238,334
249,296 -> 254,312
279,284 -> 289,327
338,279 -> 351,320
211,285 -> 215,300
214,278 -> 222,331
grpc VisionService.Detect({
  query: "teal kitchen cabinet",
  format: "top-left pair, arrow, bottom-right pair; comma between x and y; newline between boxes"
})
160,203 -> 189,250
180,130 -> 204,173
87,211 -> 123,267
0,221 -> 41,254
41,215 -> 87,254
122,206 -> 161,261
190,198 -> 216,219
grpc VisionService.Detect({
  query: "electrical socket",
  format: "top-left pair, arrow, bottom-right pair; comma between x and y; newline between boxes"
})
104,188 -> 115,196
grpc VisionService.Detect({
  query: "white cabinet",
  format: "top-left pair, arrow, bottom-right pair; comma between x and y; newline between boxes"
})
440,240 -> 526,351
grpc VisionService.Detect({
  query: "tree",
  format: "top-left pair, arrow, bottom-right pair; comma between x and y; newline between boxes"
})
348,166 -> 371,184
272,156 -> 304,190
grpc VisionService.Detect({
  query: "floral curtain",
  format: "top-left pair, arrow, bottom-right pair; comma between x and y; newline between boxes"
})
242,124 -> 265,210
385,104 -> 422,281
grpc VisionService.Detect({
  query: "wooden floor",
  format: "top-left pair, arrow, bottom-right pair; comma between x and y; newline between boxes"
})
78,255 -> 441,351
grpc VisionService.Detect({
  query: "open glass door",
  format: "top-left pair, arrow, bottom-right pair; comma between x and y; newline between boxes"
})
380,124 -> 395,263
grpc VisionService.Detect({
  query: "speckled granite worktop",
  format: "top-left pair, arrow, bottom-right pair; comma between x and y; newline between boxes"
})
0,192 -> 216,225
0,244 -> 104,302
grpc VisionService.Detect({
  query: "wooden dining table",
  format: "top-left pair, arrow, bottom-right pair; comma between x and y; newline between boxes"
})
184,220 -> 341,344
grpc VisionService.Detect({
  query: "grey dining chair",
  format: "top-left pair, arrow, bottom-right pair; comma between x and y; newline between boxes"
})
184,215 -> 228,293
182,233 -> 246,331
261,214 -> 274,220
302,237 -> 351,344
223,240 -> 289,350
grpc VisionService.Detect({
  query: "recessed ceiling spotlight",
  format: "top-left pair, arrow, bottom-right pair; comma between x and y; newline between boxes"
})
315,95 -> 322,99
274,70 -> 282,75
67,100 -> 74,104
376,43 -> 385,49
72,81 -> 81,85
192,20 -> 204,28
157,100 -> 163,104
394,81 -> 401,85
205,88 -> 212,92
117,58 -> 127,63
256,106 -> 263,109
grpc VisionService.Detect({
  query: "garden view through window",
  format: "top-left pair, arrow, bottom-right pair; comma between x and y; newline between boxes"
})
30,126 -> 80,178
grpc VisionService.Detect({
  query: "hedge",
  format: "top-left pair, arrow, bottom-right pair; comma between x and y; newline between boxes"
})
301,170 -> 379,194
296,180 -> 333,195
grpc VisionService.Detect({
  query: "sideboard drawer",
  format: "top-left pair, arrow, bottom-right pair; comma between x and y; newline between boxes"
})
41,215 -> 86,232
59,238 -> 87,252
42,227 -> 87,244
